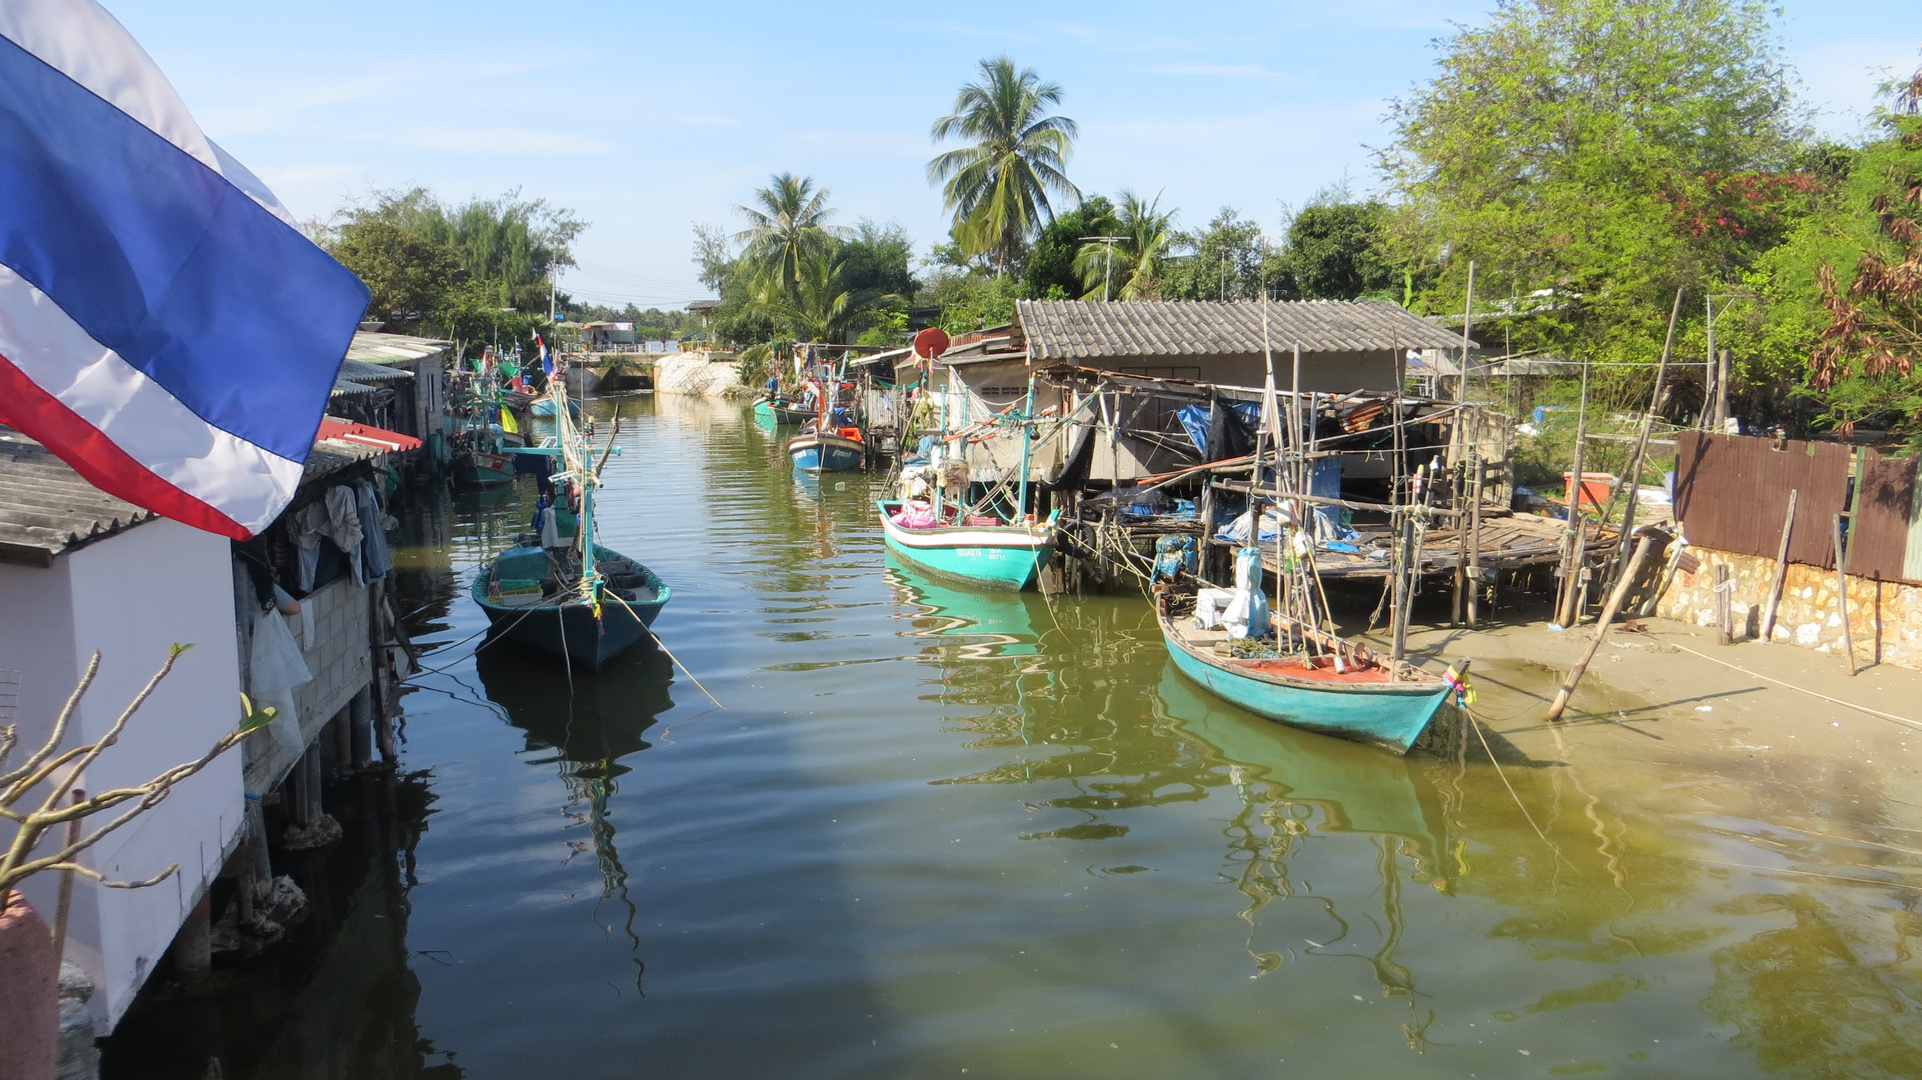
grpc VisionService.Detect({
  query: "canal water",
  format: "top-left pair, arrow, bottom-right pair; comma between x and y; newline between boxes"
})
106,397 -> 1922,1078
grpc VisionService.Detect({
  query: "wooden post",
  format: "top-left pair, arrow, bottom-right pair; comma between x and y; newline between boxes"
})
1557,362 -> 1592,626
1391,512 -> 1415,667
175,891 -> 212,983
1714,348 -> 1731,431
1715,563 -> 1733,646
1467,440 -> 1483,628
350,685 -> 375,772
1607,289 -> 1683,593
1835,514 -> 1856,676
1759,490 -> 1798,642
1546,531 -> 1659,722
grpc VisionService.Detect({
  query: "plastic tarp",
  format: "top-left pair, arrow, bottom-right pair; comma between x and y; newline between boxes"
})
1175,402 -> 1263,458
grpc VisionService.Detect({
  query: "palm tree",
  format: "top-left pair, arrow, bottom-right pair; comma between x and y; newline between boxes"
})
928,56 -> 1080,274
1073,191 -> 1177,300
785,249 -> 854,342
734,173 -> 849,298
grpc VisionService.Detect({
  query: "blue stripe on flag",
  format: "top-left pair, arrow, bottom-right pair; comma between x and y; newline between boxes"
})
0,34 -> 369,463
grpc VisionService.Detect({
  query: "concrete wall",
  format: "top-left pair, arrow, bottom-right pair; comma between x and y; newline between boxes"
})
1658,546 -> 1922,670
655,350 -> 743,396
0,519 -> 243,1031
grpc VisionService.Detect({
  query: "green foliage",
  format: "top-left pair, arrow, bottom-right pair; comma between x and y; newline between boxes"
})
1281,191 -> 1402,300
326,221 -> 461,325
1158,208 -> 1290,301
1378,0 -> 1809,377
1072,190 -> 1178,300
340,187 -> 584,314
928,56 -> 1080,274
733,173 -> 851,299
927,271 -> 1024,333
1021,196 -> 1119,299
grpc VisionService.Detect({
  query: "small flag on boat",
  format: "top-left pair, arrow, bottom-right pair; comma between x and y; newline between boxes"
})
534,332 -> 552,376
0,0 -> 371,539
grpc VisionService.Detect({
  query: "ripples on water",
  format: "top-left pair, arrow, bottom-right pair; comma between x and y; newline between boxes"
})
104,397 -> 1922,1079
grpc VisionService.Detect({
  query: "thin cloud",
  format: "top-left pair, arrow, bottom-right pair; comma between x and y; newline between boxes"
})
1151,64 -> 1281,78
680,114 -> 742,127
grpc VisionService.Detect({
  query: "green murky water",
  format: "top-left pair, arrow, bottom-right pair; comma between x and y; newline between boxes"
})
104,397 -> 1922,1079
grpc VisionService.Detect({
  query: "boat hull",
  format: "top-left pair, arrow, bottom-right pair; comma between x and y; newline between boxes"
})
789,432 -> 865,472
471,545 -> 670,669
1158,612 -> 1451,755
878,501 -> 1056,590
753,398 -> 813,425
451,451 -> 515,487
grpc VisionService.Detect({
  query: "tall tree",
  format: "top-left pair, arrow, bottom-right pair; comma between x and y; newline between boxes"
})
1378,0 -> 1808,367
733,173 -> 850,299
1282,191 -> 1401,300
340,187 -> 584,315
1022,196 -> 1119,299
1073,191 -> 1177,300
928,56 -> 1080,274
1157,208 -> 1289,302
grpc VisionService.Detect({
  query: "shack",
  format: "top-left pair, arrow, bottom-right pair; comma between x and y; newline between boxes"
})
580,322 -> 638,351
0,412 -> 419,1037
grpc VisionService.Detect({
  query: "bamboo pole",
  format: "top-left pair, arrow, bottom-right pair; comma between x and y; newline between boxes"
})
1606,288 -> 1684,592
1556,361 -> 1592,627
1546,531 -> 1660,722
1835,514 -> 1856,676
1759,489 -> 1798,642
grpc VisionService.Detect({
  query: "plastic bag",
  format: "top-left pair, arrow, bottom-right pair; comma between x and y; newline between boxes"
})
250,609 -> 312,755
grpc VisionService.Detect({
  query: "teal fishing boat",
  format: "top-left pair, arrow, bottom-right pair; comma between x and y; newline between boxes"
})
474,382 -> 670,668
788,423 -> 866,472
878,500 -> 1059,590
1155,585 -> 1460,755
752,396 -> 813,425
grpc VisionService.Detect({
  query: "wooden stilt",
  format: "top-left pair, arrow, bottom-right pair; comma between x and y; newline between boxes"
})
1546,532 -> 1660,722
1759,490 -> 1798,642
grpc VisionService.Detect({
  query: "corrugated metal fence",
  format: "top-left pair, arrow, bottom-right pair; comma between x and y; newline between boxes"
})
1673,432 -> 1922,584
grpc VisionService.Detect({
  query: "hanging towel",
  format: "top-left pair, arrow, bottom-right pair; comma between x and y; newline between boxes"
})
321,485 -> 365,584
352,480 -> 393,579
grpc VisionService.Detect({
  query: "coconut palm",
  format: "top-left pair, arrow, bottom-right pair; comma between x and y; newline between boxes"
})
1073,191 -> 1177,300
928,56 -> 1080,274
734,173 -> 849,298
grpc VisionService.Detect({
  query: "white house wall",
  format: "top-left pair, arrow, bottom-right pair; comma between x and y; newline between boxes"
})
1,519 -> 242,1033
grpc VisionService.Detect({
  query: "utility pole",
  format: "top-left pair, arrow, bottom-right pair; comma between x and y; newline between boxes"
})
548,262 -> 557,322
1080,236 -> 1124,301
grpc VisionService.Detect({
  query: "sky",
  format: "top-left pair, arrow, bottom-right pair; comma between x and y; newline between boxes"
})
105,0 -> 1922,313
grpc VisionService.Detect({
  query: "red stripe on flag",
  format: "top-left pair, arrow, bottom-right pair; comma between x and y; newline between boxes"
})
0,353 -> 253,540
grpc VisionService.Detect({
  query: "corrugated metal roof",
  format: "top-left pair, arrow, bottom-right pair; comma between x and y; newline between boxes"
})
1015,300 -> 1471,359
0,419 -> 398,564
337,358 -> 414,383
344,331 -> 451,364
0,433 -> 158,566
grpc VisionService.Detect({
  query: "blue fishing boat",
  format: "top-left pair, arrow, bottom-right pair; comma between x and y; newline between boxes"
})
878,500 -> 1059,590
788,424 -> 866,472
474,384 -> 669,668
530,395 -> 582,420
471,544 -> 669,669
1155,586 -> 1460,755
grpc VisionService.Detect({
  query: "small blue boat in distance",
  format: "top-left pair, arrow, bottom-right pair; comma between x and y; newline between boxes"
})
878,500 -> 1059,590
1156,585 -> 1459,754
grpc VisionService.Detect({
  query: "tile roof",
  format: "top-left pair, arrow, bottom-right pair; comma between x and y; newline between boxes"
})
0,433 -> 158,567
1014,300 -> 1472,359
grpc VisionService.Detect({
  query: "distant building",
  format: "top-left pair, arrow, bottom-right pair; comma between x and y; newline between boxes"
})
580,322 -> 638,351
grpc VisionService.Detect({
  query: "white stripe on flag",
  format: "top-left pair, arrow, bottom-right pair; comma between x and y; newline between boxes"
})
0,264 -> 304,534
0,0 -> 298,229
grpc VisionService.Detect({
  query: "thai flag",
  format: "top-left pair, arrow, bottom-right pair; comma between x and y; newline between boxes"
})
0,0 -> 371,539
534,332 -> 552,376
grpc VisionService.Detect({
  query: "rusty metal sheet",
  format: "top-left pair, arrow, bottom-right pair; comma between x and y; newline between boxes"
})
1673,432 -> 1851,568
1854,448 -> 1921,584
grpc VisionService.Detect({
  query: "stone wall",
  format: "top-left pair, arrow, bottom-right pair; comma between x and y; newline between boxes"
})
655,350 -> 743,396
1658,546 -> 1922,670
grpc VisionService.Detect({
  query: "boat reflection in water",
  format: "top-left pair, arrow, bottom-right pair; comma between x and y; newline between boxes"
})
475,643 -> 676,990
1156,664 -> 1456,1041
886,555 -> 1044,661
